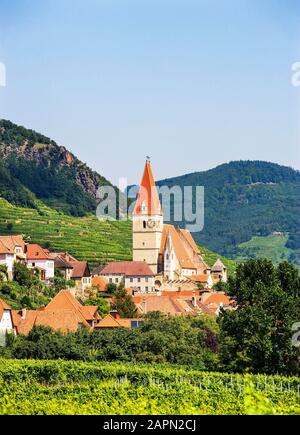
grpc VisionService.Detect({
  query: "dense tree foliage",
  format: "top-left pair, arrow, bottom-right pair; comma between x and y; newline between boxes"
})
0,263 -> 57,309
2,314 -> 220,369
218,259 -> 300,375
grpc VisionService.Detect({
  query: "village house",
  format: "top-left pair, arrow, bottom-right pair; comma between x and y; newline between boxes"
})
95,311 -> 143,329
0,235 -> 26,280
99,261 -> 155,293
69,261 -> 91,294
25,244 -> 55,282
49,252 -> 92,295
12,290 -> 100,335
48,252 -> 74,280
0,299 -> 15,346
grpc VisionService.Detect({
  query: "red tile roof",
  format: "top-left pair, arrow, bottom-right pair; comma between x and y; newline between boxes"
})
46,290 -> 95,321
26,244 -> 52,261
69,261 -> 90,278
100,261 -> 154,277
203,293 -> 231,306
0,235 -> 25,254
133,160 -> 162,216
12,309 -> 90,335
12,290 -> 100,335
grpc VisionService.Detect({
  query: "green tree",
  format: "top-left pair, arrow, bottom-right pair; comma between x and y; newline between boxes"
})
84,297 -> 110,318
13,262 -> 32,287
113,284 -> 137,318
218,259 -> 300,375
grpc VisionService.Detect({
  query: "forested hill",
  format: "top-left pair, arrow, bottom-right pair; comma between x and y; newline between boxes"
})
156,161 -> 300,267
0,120 -> 115,216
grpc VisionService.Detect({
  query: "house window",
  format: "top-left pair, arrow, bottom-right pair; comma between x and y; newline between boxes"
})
143,221 -> 146,229
145,286 -> 148,292
130,278 -> 133,283
115,278 -> 119,283
145,277 -> 149,282
137,278 -> 141,283
32,262 -> 35,267
166,254 -> 169,260
109,278 -> 112,283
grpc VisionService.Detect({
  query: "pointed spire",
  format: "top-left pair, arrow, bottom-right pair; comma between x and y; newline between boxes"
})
133,159 -> 162,216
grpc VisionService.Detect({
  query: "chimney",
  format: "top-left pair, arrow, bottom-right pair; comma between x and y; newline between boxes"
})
110,310 -> 120,320
21,308 -> 27,319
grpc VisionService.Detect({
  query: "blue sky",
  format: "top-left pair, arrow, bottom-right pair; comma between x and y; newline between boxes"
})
0,0 -> 299,185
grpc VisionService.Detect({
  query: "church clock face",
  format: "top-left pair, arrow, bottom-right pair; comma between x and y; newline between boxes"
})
147,219 -> 156,229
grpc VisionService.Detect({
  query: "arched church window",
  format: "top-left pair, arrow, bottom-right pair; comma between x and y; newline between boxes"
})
143,221 -> 146,229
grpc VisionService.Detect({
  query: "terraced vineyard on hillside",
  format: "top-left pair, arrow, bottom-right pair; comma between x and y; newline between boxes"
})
0,198 -> 132,267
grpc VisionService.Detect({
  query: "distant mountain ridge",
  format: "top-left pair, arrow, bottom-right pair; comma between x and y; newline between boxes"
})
155,160 -> 300,267
1,120 -> 299,268
0,120 -> 114,216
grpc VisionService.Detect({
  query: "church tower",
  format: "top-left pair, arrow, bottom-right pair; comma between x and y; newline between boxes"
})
132,159 -> 163,274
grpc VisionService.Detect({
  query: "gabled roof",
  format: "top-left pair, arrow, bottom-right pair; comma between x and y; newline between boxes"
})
177,228 -> 200,254
11,290 -> 100,335
202,292 -> 231,306
11,309 -> 90,335
160,224 -> 197,270
45,290 -> 96,322
69,261 -> 90,278
211,259 -> 226,272
0,299 -> 11,322
0,235 -> 25,254
100,261 -> 154,277
48,253 -> 74,269
26,244 -> 52,261
133,160 -> 162,216
51,252 -> 78,262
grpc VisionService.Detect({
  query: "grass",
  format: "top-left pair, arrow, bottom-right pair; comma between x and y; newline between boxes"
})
235,234 -> 294,265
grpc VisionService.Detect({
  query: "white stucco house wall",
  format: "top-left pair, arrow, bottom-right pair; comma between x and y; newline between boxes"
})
25,244 -> 55,281
0,299 -> 14,346
0,235 -> 26,280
